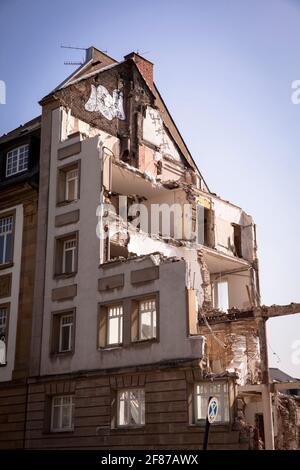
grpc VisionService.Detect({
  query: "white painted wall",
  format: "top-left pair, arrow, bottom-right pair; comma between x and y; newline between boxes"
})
40,109 -> 203,376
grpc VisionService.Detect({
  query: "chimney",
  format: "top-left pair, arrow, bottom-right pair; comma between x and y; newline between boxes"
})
124,52 -> 154,90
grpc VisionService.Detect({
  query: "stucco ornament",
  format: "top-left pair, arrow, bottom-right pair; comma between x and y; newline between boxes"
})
84,84 -> 125,121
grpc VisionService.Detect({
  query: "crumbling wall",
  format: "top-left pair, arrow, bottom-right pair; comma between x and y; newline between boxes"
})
275,394 -> 300,450
200,321 -> 262,385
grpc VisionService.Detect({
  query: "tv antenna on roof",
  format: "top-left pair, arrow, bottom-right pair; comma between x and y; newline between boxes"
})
136,50 -> 150,56
61,45 -> 88,66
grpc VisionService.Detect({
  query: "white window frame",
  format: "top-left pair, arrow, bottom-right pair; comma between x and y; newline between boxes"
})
117,389 -> 145,427
65,168 -> 79,202
0,215 -> 13,265
51,395 -> 74,432
212,280 -> 229,312
62,238 -> 77,274
59,314 -> 73,353
0,306 -> 8,365
194,381 -> 230,424
107,305 -> 123,345
138,298 -> 157,340
6,144 -> 29,177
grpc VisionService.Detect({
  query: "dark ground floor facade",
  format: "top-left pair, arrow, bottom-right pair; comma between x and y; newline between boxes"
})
0,362 -> 250,450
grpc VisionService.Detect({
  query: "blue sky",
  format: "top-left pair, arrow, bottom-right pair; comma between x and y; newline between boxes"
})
0,0 -> 299,376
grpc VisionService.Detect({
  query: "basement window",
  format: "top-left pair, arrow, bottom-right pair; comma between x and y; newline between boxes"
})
212,280 -> 229,312
117,389 -> 145,427
0,305 -> 8,365
194,381 -> 230,424
51,395 -> 74,432
6,144 -> 29,177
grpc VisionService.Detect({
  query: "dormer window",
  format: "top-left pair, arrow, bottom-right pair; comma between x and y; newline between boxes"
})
6,144 -> 29,177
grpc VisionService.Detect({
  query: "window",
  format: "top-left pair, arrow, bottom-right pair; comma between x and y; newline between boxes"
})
194,381 -> 230,424
212,280 -> 229,312
55,234 -> 78,276
63,238 -> 77,274
57,162 -> 80,204
139,299 -> 157,340
0,306 -> 8,365
65,168 -> 79,202
107,305 -> 123,345
59,314 -> 73,352
51,310 -> 75,355
6,144 -> 29,176
51,395 -> 74,432
232,223 -> 242,258
117,389 -> 145,427
0,215 -> 13,265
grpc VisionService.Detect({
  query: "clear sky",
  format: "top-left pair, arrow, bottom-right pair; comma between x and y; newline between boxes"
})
0,0 -> 299,377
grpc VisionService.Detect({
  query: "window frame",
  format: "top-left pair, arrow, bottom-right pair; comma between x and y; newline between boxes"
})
65,168 -> 79,202
0,302 -> 9,367
193,381 -> 230,425
62,238 -> 77,274
50,395 -> 74,433
138,298 -> 157,341
6,144 -> 29,177
107,304 -> 123,347
117,388 -> 145,428
57,160 -> 81,206
59,313 -> 74,353
54,232 -> 78,278
50,308 -> 76,356
0,212 -> 15,267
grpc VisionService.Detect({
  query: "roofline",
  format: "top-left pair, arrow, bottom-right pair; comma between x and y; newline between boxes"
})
153,83 -> 210,193
0,115 -> 41,144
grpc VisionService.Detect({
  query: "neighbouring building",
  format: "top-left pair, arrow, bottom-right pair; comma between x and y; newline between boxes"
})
0,117 -> 41,448
0,47 -> 299,450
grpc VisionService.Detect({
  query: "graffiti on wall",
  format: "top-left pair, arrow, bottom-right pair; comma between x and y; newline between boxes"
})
85,84 -> 126,121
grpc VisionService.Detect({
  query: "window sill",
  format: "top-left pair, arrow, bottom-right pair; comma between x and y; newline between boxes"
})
98,344 -> 123,351
54,272 -> 77,280
50,350 -> 74,358
56,200 -> 78,208
0,363 -> 7,367
112,425 -> 145,431
0,262 -> 14,271
132,338 -> 158,345
188,422 -> 231,428
47,428 -> 74,434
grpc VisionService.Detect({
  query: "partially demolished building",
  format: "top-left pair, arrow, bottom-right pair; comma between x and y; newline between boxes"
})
0,47 -> 299,450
